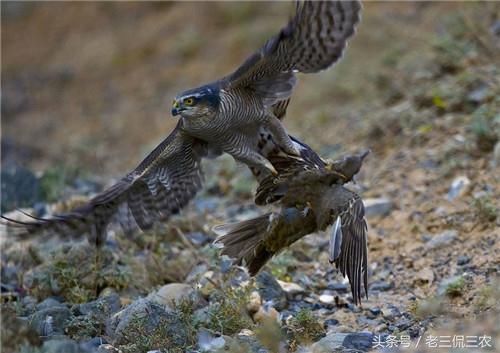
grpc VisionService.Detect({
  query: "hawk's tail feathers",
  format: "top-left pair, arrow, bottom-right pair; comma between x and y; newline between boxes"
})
213,213 -> 275,276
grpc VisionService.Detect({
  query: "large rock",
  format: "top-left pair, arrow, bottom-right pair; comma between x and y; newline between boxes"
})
29,306 -> 71,337
106,298 -> 188,347
255,272 -> 287,311
78,293 -> 121,321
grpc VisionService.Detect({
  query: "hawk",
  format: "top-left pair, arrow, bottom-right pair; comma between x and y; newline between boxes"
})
2,1 -> 362,245
173,0 -> 361,174
214,150 -> 370,305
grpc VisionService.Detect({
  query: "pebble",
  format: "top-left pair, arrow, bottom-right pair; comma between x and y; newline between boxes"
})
253,305 -> 280,324
323,318 -> 339,328
363,198 -> 393,217
457,255 -> 470,266
186,232 -> 211,246
467,84 -> 491,104
415,268 -> 435,285
319,294 -> 335,305
369,281 -> 393,292
247,291 -> 262,314
277,280 -> 305,295
327,282 -> 348,293
37,298 -> 62,312
381,305 -> 401,321
447,176 -> 471,200
97,344 -> 121,353
256,271 -> 287,310
147,283 -> 203,310
425,230 -> 458,250
42,338 -> 80,353
343,332 -> 374,351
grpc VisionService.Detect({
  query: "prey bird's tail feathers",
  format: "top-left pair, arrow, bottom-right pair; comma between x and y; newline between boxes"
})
213,213 -> 275,276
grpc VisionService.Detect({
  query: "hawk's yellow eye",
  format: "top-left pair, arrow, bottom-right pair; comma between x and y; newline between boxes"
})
184,98 -> 194,106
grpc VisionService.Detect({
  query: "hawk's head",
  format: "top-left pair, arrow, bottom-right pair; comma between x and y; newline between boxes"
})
172,85 -> 220,119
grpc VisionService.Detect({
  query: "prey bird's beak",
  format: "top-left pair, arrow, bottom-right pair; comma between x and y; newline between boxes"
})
171,99 -> 182,116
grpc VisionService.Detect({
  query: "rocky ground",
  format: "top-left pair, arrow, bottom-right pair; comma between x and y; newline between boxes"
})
1,2 -> 499,353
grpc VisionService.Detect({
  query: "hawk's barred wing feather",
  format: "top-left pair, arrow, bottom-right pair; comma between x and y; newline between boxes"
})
1,122 -> 209,245
223,0 -> 361,107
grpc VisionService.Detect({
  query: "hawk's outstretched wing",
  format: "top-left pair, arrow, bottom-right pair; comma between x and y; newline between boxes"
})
223,0 -> 361,107
2,121 -> 209,246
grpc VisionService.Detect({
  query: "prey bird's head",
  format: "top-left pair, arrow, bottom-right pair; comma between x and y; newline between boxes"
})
172,84 -> 220,119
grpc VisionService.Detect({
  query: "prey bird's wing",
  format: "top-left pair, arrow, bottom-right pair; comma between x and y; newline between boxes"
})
328,189 -> 368,305
254,135 -> 326,205
2,121 -> 209,245
223,1 -> 361,108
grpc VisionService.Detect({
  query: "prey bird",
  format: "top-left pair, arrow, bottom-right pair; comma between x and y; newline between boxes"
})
214,150 -> 370,305
2,1 -> 361,246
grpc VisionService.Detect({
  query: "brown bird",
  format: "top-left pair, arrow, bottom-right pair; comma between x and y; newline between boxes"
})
214,150 -> 370,305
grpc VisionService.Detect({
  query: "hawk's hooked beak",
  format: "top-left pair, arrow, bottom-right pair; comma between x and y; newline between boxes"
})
171,99 -> 184,116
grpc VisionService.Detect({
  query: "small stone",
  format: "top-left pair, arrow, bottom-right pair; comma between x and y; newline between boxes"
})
247,291 -> 262,314
277,280 -> 305,295
186,232 -> 210,246
327,282 -> 348,293
147,283 -> 202,310
369,307 -> 381,316
97,344 -> 121,353
447,176 -> 471,200
457,255 -> 470,266
42,338 -> 79,353
256,271 -> 287,310
414,268 -> 434,285
319,294 -> 335,305
252,305 -> 280,324
369,281 -> 392,292
323,318 -> 339,329
36,297 -> 64,311
395,317 -> 412,331
343,332 -> 373,351
312,333 -> 347,352
467,84 -> 491,104
425,230 -> 458,250
79,337 -> 106,352
363,198 -> 393,217
381,305 -> 401,321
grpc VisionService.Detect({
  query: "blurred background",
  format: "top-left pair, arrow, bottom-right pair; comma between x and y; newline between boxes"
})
1,2 -> 499,353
